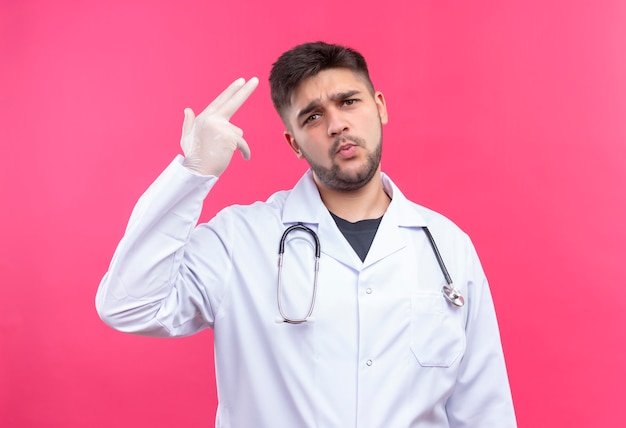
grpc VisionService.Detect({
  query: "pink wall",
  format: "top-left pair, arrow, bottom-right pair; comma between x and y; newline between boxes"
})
1,1 -> 625,426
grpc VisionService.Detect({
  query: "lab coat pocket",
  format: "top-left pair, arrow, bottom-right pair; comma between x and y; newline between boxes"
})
410,292 -> 465,367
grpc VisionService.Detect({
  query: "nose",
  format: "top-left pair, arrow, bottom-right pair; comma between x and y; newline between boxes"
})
326,109 -> 349,137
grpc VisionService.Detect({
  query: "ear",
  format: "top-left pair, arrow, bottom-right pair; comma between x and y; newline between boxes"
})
284,131 -> 304,158
374,91 -> 389,125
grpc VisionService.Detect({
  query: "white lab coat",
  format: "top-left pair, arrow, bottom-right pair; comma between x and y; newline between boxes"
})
96,156 -> 516,427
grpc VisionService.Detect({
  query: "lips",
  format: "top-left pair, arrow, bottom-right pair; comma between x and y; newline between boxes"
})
334,136 -> 360,152
336,143 -> 357,159
336,143 -> 356,153
331,136 -> 363,159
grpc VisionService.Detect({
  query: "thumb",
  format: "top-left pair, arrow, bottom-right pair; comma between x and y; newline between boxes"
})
181,108 -> 195,137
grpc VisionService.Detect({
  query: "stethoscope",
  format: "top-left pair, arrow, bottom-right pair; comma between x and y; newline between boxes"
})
277,223 -> 465,324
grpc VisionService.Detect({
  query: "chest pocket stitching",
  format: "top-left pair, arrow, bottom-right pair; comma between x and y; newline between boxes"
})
409,292 -> 465,367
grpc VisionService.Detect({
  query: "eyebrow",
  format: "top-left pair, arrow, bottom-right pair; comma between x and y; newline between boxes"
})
296,90 -> 362,123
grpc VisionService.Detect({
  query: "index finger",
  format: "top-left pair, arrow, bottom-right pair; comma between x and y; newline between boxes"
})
217,77 -> 259,120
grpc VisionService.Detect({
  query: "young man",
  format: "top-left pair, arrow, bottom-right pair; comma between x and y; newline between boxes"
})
96,42 -> 516,427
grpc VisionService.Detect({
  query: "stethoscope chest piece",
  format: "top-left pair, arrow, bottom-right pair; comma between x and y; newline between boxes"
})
442,284 -> 465,307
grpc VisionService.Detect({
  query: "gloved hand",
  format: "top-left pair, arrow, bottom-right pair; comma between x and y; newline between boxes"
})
180,77 -> 259,176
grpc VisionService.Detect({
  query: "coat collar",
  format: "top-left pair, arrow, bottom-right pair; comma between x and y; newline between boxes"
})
281,170 -> 428,269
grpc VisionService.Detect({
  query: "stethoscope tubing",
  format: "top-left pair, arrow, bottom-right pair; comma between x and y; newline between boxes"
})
276,223 -> 465,324
277,223 -> 320,324
422,227 -> 465,307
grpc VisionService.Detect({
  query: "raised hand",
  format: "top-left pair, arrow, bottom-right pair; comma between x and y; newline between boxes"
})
180,77 -> 259,176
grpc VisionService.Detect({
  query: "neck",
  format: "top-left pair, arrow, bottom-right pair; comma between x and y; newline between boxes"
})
315,171 -> 391,222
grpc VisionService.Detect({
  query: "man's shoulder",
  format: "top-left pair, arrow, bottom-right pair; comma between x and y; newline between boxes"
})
211,187 -> 293,223
410,200 -> 466,233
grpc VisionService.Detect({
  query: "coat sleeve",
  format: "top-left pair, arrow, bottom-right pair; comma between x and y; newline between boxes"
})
446,238 -> 517,427
95,156 -> 229,337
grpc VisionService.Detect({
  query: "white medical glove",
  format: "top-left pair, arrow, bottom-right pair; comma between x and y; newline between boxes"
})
180,77 -> 259,176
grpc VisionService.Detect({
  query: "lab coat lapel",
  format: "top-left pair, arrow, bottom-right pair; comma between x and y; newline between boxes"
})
281,171 -> 428,269
363,209 -> 406,267
282,171 -> 364,269
317,212 -> 363,268
364,174 -> 428,267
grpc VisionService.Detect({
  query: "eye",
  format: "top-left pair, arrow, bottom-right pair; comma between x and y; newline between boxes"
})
303,113 -> 321,125
342,99 -> 358,107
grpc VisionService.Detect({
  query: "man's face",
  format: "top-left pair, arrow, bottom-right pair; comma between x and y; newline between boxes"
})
283,68 -> 388,192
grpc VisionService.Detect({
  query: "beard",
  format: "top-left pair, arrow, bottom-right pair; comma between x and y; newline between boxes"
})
302,132 -> 383,192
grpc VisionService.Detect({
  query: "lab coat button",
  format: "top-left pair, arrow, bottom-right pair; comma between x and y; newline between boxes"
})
366,288 -> 372,294
366,359 -> 373,366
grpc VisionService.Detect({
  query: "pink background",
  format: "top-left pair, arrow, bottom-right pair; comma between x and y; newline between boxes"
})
2,0 -> 625,426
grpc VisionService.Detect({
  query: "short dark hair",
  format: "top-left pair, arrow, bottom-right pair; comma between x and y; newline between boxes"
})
269,41 -> 374,121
